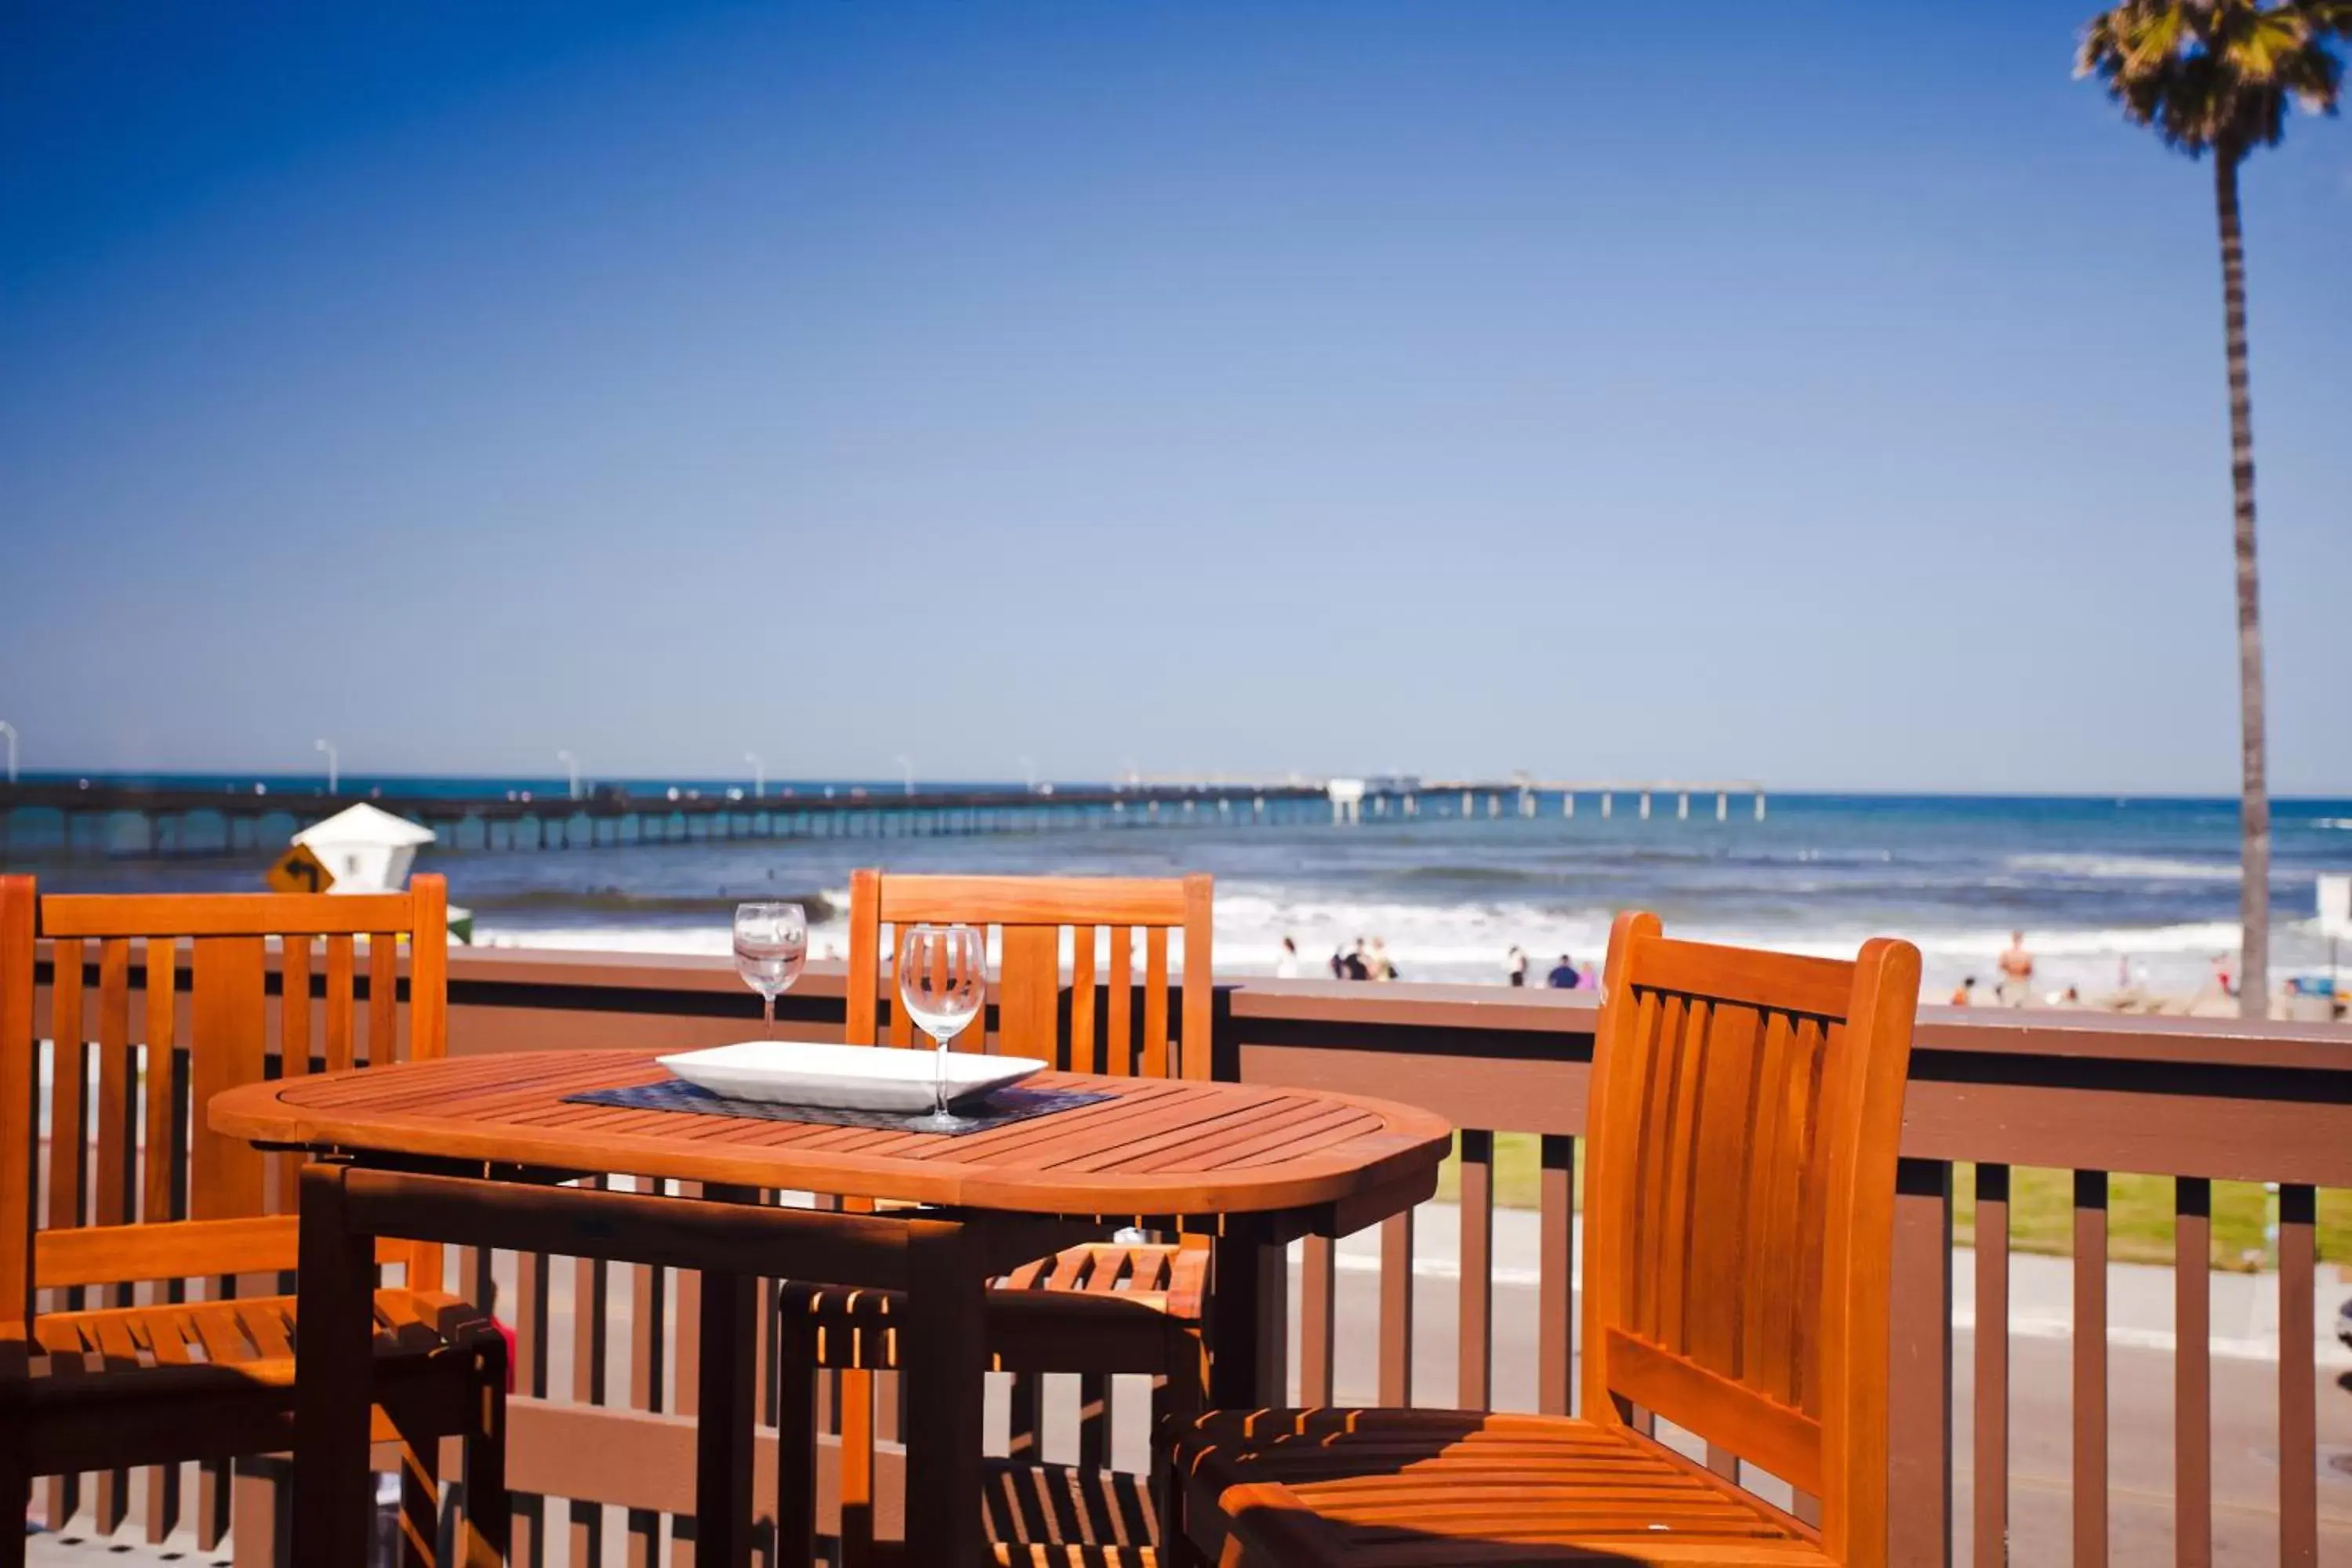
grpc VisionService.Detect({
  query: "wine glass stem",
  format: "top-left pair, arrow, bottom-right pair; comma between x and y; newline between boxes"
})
935,1032 -> 951,1118
763,994 -> 775,1039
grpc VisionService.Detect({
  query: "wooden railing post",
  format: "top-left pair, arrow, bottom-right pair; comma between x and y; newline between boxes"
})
1888,1157 -> 1952,1568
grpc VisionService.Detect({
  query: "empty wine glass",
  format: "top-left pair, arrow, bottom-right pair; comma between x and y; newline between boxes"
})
733,902 -> 808,1037
898,924 -> 985,1132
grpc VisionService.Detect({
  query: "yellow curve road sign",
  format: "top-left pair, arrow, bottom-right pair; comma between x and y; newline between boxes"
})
264,842 -> 336,895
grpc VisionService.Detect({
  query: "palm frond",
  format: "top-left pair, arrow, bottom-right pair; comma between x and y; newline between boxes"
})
2077,0 -> 2346,153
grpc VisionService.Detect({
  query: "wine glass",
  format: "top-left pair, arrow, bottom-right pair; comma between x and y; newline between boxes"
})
898,924 -> 986,1131
733,902 -> 808,1038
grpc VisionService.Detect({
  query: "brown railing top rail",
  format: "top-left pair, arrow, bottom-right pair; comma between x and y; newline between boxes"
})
27,942 -> 2352,1186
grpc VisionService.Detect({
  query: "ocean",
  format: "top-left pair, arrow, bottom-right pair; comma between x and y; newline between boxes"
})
10,778 -> 2352,1000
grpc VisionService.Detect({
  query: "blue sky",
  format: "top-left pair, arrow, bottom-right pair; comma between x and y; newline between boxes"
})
4,1 -> 2347,792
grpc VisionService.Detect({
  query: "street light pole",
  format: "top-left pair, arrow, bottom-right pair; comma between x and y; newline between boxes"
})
314,739 -> 339,796
895,755 -> 914,797
744,752 -> 764,799
556,749 -> 581,802
0,721 -> 15,785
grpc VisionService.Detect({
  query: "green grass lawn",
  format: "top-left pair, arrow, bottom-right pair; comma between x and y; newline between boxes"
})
1434,1131 -> 2351,1271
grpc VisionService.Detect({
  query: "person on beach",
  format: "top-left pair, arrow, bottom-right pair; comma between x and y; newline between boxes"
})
1547,954 -> 1579,989
1506,946 -> 1528,987
1997,931 -> 2034,1006
1276,936 -> 1299,980
1330,947 -> 1348,980
1951,976 -> 1977,1007
1369,938 -> 1398,982
1343,940 -> 1370,982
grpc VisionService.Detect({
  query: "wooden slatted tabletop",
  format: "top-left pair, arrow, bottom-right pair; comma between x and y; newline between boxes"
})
212,1050 -> 1453,1568
209,1048 -> 1454,1218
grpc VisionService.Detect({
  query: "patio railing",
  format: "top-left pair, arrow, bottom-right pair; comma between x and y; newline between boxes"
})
27,943 -> 2352,1566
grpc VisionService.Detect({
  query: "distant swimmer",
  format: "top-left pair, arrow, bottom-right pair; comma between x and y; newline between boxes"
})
1951,976 -> 1977,1007
1996,931 -> 2034,1007
1276,936 -> 1300,980
1369,938 -> 1397,982
1506,946 -> 1528,988
1547,954 -> 1580,989
1343,940 -> 1370,982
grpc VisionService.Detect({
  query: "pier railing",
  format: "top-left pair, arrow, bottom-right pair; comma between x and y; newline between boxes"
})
25,946 -> 2352,1566
0,775 -> 1773,856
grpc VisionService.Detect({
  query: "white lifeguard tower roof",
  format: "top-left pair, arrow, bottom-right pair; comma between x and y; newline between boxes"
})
293,802 -> 437,850
292,803 -> 436,893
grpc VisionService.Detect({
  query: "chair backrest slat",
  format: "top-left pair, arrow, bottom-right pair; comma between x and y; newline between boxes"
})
46,938 -> 86,1234
276,937 -> 312,1214
93,939 -> 133,1232
1069,937 -> 1099,1074
1,876 -> 452,1333
325,933 -> 356,1073
142,938 -> 179,1226
996,924 -> 1058,1056
189,935 -> 267,1221
281,936 -> 312,1080
1,880 -> 34,1339
1179,875 -> 1214,1087
1105,925 -> 1134,1075
1581,912 -> 1918,1568
1141,927 -> 1171,1079
368,931 -> 397,1066
842,871 -> 1212,1083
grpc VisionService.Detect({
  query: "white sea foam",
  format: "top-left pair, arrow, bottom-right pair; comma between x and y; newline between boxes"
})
473,894 -> 2300,1003
2003,853 -> 2238,882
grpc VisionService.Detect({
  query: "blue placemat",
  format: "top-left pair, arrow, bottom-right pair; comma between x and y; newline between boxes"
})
561,1075 -> 1115,1136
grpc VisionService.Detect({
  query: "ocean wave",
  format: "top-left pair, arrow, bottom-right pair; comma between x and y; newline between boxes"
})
2004,853 -> 2238,882
1385,866 -> 1554,887
465,887 -> 842,919
470,905 -> 2263,1001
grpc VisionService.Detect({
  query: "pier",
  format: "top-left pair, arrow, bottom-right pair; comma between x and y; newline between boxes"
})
1328,776 -> 1768,824
0,779 -> 1335,860
0,774 -> 1769,860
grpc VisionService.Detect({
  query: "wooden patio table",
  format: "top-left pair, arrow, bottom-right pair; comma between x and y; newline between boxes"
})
209,1047 -> 1451,1568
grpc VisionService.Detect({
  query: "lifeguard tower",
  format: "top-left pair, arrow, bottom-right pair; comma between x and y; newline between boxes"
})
291,801 -> 437,892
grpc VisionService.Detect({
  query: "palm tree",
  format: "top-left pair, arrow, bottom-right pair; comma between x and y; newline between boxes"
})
2077,1 -> 2346,1018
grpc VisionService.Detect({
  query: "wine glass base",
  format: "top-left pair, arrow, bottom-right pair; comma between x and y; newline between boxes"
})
906,1109 -> 981,1134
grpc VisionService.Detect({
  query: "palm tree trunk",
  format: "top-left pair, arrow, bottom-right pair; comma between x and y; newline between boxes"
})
2216,148 -> 2269,1018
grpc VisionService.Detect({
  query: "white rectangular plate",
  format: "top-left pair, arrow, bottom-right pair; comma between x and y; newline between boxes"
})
656,1040 -> 1047,1112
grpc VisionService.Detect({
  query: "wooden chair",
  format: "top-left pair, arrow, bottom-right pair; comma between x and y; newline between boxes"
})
0,875 -> 508,1568
1165,911 -> 1921,1568
775,869 -> 1214,1567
